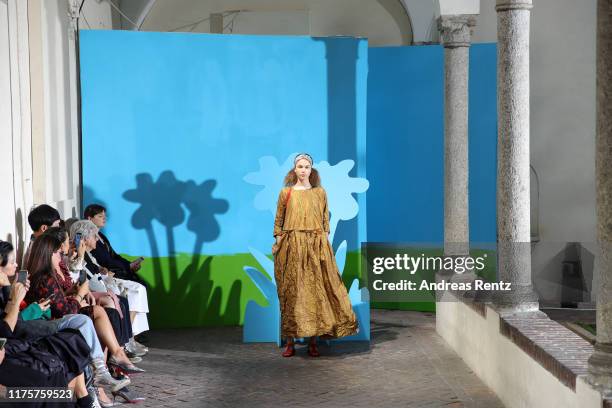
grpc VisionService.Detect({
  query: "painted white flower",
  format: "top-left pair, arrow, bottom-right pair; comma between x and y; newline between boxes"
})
244,153 -> 369,243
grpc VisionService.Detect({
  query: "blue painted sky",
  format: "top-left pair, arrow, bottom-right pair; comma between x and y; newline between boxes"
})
80,31 -> 368,256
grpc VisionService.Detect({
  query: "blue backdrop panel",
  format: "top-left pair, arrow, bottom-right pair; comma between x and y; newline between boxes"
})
80,31 -> 368,257
468,44 -> 497,243
79,30 -> 369,330
366,44 -> 497,244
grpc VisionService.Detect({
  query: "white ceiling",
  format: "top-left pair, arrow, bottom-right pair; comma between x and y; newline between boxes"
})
118,0 -> 419,46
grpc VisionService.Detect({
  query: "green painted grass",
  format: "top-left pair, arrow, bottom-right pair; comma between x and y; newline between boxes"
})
128,252 -> 268,328
123,247 -> 497,328
125,250 -> 365,329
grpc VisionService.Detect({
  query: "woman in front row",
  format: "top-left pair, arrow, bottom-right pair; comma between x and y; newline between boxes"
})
25,234 -> 143,377
0,279 -> 96,407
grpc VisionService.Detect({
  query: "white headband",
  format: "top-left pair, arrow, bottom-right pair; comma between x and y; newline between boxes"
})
294,153 -> 313,165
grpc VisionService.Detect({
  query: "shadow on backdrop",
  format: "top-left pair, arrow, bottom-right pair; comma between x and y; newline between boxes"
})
316,37 -> 363,287
91,170 -> 237,327
83,185 -> 108,214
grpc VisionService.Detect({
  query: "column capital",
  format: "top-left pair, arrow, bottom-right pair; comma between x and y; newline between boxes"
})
438,15 -> 477,48
496,0 -> 533,12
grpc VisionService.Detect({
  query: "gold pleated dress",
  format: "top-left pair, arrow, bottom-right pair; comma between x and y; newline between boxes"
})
273,186 -> 358,339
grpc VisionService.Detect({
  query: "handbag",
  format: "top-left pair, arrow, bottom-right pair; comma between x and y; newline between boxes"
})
272,188 -> 292,255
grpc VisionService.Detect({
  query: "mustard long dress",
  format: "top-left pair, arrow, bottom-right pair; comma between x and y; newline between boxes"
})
273,186 -> 358,338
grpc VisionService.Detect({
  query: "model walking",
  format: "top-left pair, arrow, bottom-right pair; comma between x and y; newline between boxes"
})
273,153 -> 358,357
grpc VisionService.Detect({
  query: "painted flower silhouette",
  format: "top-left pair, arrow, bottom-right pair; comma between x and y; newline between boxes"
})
123,170 -> 188,284
123,171 -> 187,230
243,153 -> 298,215
316,159 -> 369,243
243,153 -> 369,243
183,179 -> 229,254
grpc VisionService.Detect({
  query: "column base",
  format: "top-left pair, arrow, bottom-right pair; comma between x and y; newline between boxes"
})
587,343 -> 612,397
492,284 -> 539,313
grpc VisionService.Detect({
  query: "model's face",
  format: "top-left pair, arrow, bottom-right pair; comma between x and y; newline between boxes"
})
294,159 -> 312,182
0,251 -> 18,277
90,211 -> 106,228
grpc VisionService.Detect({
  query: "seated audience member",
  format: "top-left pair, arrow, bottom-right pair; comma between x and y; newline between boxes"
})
24,204 -> 61,265
24,234 -> 144,377
71,219 -> 149,356
85,205 -> 146,285
0,240 -> 129,395
0,278 -> 98,408
43,227 -> 147,405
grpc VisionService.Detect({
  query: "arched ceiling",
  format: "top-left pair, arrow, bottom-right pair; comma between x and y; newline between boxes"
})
118,0 -> 417,46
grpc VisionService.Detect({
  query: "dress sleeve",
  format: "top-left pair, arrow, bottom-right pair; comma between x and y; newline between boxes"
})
273,188 -> 287,237
322,188 -> 330,233
31,275 -> 80,319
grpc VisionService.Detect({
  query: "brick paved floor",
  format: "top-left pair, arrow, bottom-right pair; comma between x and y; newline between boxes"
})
122,310 -> 503,408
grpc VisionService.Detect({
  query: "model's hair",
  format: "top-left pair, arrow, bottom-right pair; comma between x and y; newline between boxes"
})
28,204 -> 61,232
25,234 -> 62,278
43,226 -> 68,243
84,204 -> 106,219
70,220 -> 98,242
283,168 -> 321,187
0,241 -> 14,268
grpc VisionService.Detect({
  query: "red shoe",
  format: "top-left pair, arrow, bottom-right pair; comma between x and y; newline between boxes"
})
282,343 -> 295,357
308,343 -> 320,357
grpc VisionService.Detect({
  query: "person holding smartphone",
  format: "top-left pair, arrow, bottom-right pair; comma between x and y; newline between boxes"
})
0,239 -> 133,400
0,244 -> 51,321
85,204 -> 146,285
70,219 -> 150,356
0,270 -> 100,407
24,234 -> 145,378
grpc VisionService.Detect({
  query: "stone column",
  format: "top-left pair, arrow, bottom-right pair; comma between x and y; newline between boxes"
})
492,0 -> 538,312
438,15 -> 476,270
588,0 -> 612,395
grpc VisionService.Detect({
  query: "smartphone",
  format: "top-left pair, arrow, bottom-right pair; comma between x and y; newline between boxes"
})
78,269 -> 87,285
16,270 -> 28,284
0,338 -> 6,350
74,232 -> 82,249
136,256 -> 144,263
